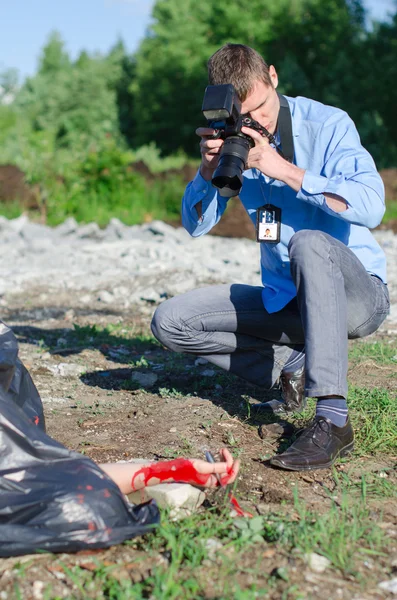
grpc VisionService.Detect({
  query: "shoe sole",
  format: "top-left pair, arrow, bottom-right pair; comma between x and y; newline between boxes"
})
270,441 -> 355,471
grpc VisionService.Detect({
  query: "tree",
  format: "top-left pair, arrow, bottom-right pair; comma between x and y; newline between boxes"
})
38,31 -> 71,76
14,33 -> 125,149
131,0 -> 371,156
0,68 -> 19,104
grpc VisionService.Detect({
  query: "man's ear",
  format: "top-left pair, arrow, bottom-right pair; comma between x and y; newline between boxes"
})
269,65 -> 279,89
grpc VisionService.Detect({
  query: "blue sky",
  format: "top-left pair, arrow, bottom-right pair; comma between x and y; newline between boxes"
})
1,0 -> 395,81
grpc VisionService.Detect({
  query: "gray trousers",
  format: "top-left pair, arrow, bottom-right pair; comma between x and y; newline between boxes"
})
151,230 -> 390,399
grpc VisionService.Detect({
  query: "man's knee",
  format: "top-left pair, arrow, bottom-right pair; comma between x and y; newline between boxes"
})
151,298 -> 185,352
288,229 -> 329,260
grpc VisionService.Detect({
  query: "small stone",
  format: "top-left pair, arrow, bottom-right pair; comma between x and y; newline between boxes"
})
195,358 -> 209,366
47,363 -> 86,377
140,288 -> 161,303
78,222 -> 104,239
378,578 -> 397,595
32,581 -> 44,600
131,371 -> 158,388
258,421 -> 295,440
128,483 -> 205,519
41,352 -> 51,360
146,220 -> 177,236
304,552 -> 331,573
80,294 -> 91,304
97,290 -> 114,303
169,427 -> 177,433
55,217 -> 78,236
203,538 -> 223,560
202,369 -> 215,377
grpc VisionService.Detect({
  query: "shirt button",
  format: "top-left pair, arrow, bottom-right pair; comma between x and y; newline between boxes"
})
308,187 -> 314,193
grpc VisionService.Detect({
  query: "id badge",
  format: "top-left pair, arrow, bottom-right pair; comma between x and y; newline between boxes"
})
256,204 -> 281,243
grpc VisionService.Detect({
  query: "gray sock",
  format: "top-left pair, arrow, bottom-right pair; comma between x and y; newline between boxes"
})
316,397 -> 348,427
283,345 -> 305,373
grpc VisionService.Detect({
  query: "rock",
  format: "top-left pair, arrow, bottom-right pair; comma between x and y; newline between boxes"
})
8,214 -> 29,233
139,288 -> 162,304
128,482 -> 205,519
202,369 -> 215,377
131,371 -> 158,388
104,218 -> 129,240
258,421 -> 296,440
304,552 -> 331,573
32,581 -> 44,600
97,290 -> 114,303
20,222 -> 54,242
195,358 -> 209,366
79,294 -> 91,304
55,217 -> 79,236
47,363 -> 86,377
203,538 -> 223,560
378,578 -> 397,595
167,276 -> 197,296
145,220 -> 177,237
78,222 -> 105,240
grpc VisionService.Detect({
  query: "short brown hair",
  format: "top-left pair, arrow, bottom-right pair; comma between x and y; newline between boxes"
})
208,44 -> 273,101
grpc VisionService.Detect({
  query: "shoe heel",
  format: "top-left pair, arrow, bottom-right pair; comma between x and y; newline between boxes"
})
339,441 -> 354,458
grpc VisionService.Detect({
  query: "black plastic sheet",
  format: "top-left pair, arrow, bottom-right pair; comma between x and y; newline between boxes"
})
0,321 -> 160,557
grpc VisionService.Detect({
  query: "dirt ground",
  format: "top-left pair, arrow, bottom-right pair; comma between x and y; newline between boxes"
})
1,286 -> 396,599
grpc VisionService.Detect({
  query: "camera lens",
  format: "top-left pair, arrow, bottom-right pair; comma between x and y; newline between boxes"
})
212,135 -> 252,197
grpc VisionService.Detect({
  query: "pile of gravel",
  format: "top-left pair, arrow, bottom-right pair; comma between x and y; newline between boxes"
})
0,215 -> 396,332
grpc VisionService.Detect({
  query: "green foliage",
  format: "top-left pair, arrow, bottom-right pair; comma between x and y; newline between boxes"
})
1,2 -> 397,226
15,33 -> 121,149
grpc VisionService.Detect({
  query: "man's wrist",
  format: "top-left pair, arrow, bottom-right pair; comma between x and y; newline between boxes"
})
199,164 -> 215,181
279,162 -> 305,192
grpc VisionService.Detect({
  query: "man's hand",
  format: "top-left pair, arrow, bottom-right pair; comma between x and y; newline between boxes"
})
196,127 -> 224,181
242,126 -> 305,192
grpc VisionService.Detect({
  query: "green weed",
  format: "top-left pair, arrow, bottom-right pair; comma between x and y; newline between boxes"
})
349,340 -> 397,363
348,386 -> 397,455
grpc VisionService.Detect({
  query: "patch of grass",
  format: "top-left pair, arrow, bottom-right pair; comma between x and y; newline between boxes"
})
335,470 -> 397,500
158,387 -> 187,399
0,200 -> 23,220
349,340 -> 397,364
348,386 -> 397,455
281,485 -> 389,575
71,322 -> 154,345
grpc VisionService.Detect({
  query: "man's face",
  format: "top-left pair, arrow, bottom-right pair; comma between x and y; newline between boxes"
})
241,68 -> 279,135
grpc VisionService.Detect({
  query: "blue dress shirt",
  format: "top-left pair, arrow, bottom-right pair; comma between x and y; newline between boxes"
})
181,95 -> 387,313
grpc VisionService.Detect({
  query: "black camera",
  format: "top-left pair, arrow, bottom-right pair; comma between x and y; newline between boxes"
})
202,84 -> 271,198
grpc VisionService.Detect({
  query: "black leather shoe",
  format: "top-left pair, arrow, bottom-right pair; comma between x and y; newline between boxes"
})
269,416 -> 354,471
251,364 -> 306,416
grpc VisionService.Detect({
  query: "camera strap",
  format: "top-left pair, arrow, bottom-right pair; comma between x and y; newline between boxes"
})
276,94 -> 294,163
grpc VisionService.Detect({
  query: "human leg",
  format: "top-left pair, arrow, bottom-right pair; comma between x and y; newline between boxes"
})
151,283 -> 304,390
288,229 -> 390,399
270,229 -> 389,470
